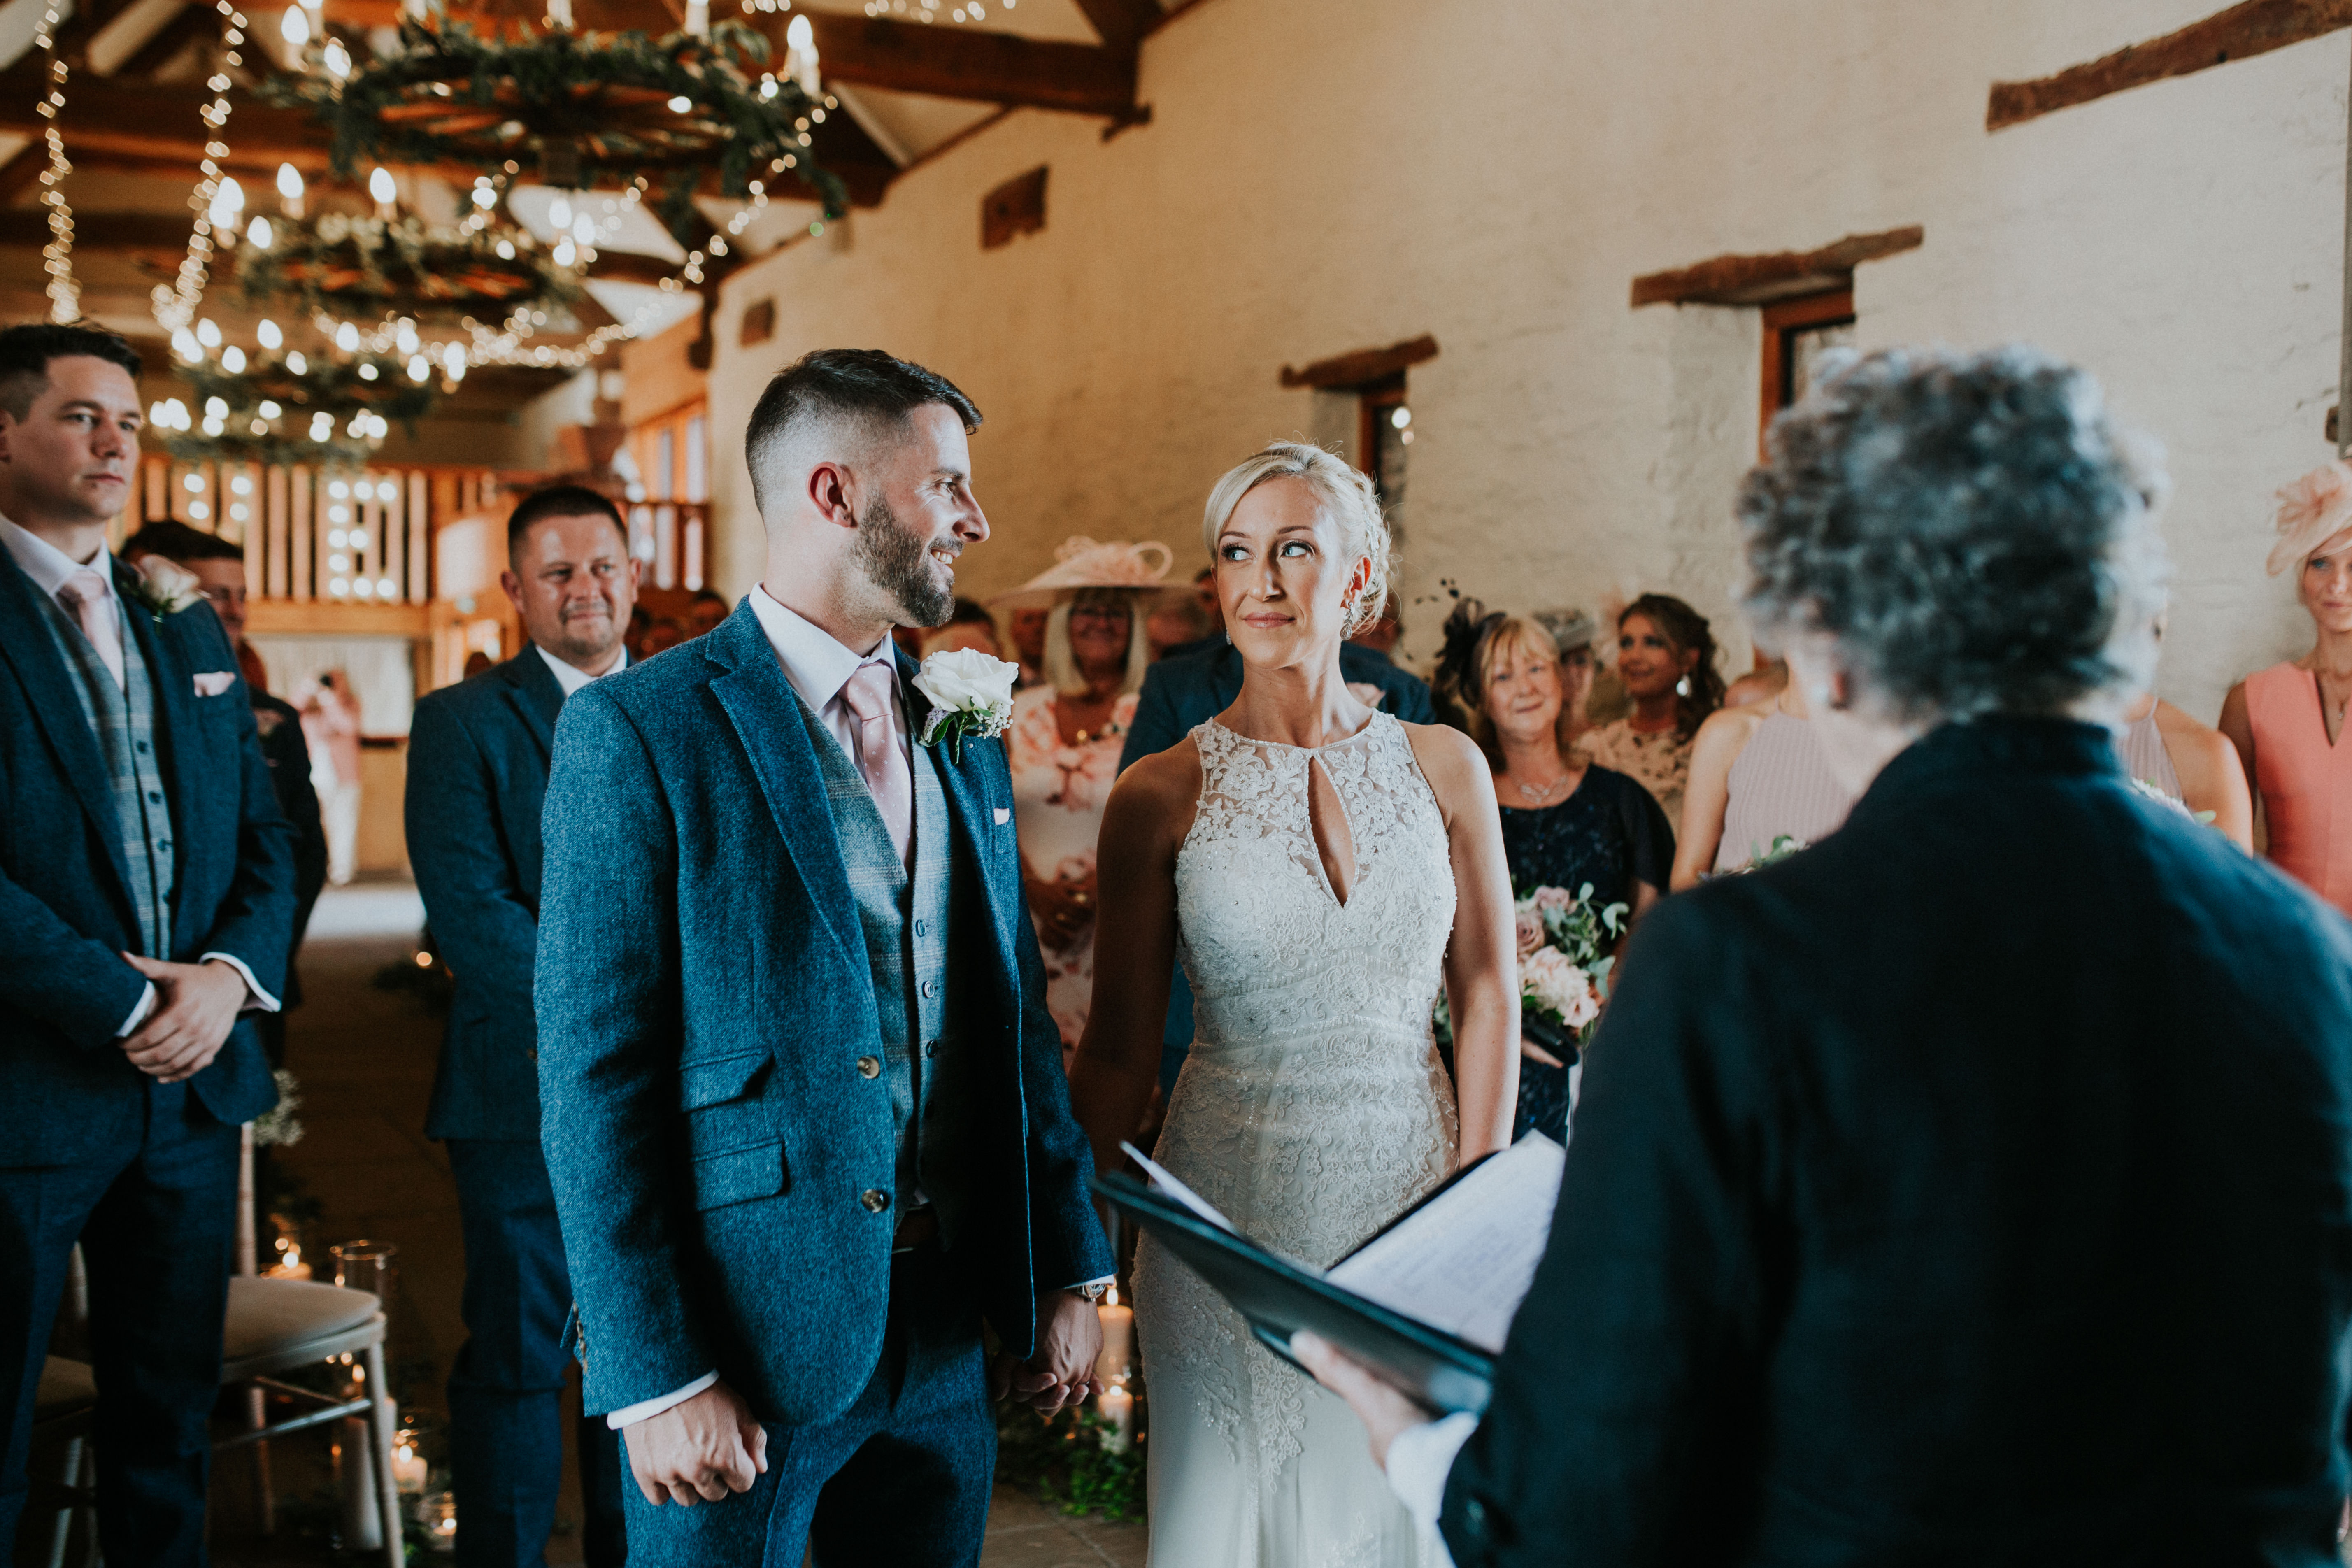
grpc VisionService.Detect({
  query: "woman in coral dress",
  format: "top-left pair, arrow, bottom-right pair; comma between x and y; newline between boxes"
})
2219,461 -> 2352,912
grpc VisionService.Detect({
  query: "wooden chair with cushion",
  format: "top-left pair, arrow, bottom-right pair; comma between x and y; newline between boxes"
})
211,1124 -> 405,1568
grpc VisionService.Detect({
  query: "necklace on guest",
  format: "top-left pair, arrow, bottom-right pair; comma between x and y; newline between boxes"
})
1514,771 -> 1573,805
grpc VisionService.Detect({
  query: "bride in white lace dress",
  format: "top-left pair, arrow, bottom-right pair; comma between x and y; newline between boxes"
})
1069,444 -> 1519,1567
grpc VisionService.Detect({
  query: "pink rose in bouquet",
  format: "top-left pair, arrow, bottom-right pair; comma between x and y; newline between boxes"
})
1520,947 -> 1600,1031
1514,907 -> 1545,958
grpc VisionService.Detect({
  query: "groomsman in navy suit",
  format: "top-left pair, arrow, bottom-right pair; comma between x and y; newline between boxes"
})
0,323 -> 296,1563
535,350 -> 1113,1567
405,485 -> 640,1567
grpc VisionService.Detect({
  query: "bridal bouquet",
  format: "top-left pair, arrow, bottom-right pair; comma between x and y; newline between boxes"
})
1435,882 -> 1628,1061
1514,884 -> 1628,1056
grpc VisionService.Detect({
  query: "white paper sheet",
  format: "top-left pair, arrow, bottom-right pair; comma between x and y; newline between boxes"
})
1121,1140 -> 1237,1233
1323,1133 -> 1565,1354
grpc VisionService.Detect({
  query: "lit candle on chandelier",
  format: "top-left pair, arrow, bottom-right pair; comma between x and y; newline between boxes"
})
684,0 -> 708,35
369,166 -> 398,222
1094,1284 -> 1133,1384
276,162 -> 305,219
544,0 -> 572,26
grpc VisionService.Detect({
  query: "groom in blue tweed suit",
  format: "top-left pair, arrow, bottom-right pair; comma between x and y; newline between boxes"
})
537,349 -> 1113,1567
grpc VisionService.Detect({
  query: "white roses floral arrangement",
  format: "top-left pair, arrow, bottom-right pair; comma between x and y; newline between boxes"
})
912,648 -> 1019,762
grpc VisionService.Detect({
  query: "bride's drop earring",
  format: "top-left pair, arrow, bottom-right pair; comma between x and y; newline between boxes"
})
1675,675 -> 1692,698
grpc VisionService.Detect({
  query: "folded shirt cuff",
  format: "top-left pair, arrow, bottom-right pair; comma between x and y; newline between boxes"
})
1387,1411 -> 1478,1550
201,952 -> 282,1014
606,1370 -> 719,1431
116,982 -> 158,1038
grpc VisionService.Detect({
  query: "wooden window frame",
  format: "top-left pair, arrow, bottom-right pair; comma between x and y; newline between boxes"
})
1758,288 -> 1854,453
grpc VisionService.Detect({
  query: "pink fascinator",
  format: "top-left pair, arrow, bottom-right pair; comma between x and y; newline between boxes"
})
2269,461 -> 2352,575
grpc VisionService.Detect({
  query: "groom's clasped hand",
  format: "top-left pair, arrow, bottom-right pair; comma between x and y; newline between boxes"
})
988,1287 -> 1108,1418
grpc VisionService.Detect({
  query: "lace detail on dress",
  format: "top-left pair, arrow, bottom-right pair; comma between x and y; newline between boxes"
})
1134,712 -> 1458,1521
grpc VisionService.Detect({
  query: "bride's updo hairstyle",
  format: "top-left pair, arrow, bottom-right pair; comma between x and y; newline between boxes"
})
1737,345 -> 2168,725
1201,442 -> 1392,637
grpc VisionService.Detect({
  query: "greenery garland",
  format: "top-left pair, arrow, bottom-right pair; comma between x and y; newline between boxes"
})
237,212 -> 581,323
263,19 -> 848,249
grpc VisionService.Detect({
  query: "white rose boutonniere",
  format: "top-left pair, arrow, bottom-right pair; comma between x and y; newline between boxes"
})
126,556 -> 205,623
912,647 -> 1018,762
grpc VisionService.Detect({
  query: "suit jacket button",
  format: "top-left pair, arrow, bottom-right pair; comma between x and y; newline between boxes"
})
924,1039 -> 938,1059
920,979 -> 938,998
861,1189 -> 890,1213
856,1055 -> 881,1079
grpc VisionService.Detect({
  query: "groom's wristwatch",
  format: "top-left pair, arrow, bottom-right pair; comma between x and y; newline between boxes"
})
1073,1281 -> 1111,1302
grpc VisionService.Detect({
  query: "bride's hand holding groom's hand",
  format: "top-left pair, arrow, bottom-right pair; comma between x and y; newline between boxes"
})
623,1380 -> 769,1506
990,1289 -> 1105,1417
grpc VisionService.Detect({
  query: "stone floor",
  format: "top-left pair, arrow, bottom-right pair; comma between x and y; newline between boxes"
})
192,877 -> 1143,1567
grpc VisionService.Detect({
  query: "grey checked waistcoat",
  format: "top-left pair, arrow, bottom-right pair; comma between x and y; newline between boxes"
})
39,586 -> 175,958
792,688 -> 959,1219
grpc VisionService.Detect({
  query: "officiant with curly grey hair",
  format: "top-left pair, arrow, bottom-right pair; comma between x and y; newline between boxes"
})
1300,344 -> 2352,1567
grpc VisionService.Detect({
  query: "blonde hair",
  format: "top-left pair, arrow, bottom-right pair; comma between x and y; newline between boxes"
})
1466,616 -> 1576,767
1044,587 -> 1149,699
1200,442 -> 1392,636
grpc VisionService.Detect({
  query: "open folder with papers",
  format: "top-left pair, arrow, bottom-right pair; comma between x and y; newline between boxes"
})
1092,1133 -> 1564,1415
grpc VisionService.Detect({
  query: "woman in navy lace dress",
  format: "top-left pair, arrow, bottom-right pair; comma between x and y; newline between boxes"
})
1438,603 -> 1674,1140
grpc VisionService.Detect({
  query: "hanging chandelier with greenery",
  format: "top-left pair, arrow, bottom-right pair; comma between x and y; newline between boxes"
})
263,17 -> 848,248
237,210 -> 582,323
153,347 -> 444,468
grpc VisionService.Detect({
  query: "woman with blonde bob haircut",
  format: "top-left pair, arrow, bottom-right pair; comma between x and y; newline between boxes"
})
1069,442 -> 1518,1565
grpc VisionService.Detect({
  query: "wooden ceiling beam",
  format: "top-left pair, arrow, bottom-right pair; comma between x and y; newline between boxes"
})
1988,0 -> 2352,132
116,1 -> 218,77
1067,0 -> 1160,54
312,0 -> 1138,116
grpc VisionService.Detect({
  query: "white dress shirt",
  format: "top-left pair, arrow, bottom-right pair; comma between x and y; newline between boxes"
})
747,584 -> 908,771
0,514 -> 279,1034
1385,1411 -> 1478,1561
535,641 -> 625,698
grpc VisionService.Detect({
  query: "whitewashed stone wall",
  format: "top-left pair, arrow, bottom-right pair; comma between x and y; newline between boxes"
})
703,0 -> 2348,720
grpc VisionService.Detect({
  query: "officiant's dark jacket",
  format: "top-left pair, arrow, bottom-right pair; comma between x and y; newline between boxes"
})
406,647 -> 568,1140
0,551 -> 295,1162
1443,718 -> 2352,1567
534,605 -> 1113,1424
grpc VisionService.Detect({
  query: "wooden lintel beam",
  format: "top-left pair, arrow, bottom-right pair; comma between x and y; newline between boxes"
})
1278,334 -> 1440,391
117,2 -> 218,78
1988,0 -> 2352,131
0,145 -> 47,205
1630,225 -> 1925,309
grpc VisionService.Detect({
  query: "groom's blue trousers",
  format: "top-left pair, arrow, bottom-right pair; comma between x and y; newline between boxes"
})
444,1138 -> 628,1568
619,1239 -> 996,1568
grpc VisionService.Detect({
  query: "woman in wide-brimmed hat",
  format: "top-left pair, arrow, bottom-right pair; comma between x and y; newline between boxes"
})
991,537 -> 1171,1058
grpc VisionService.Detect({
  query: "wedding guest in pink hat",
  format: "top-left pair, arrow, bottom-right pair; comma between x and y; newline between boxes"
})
2220,460 -> 2352,912
992,538 -> 1171,1059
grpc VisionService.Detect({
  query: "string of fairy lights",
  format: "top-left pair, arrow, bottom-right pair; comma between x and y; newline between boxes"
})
32,0 -> 78,323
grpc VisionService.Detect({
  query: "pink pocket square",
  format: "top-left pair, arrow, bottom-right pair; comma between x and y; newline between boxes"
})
193,672 -> 235,698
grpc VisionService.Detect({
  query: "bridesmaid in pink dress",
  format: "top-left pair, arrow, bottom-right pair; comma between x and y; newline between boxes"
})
2219,461 -> 2352,913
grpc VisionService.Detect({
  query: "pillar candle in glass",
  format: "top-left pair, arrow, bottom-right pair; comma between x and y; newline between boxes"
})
1096,1380 -> 1134,1453
1095,1285 -> 1134,1383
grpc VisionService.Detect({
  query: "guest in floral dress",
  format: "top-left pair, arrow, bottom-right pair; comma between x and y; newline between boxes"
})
997,540 -> 1173,1058
1577,593 -> 1725,837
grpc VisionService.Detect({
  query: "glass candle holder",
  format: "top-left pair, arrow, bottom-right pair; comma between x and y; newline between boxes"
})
330,1239 -> 398,1301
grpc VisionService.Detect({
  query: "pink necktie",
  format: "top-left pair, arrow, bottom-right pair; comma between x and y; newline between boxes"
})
58,569 -> 125,690
841,661 -> 911,865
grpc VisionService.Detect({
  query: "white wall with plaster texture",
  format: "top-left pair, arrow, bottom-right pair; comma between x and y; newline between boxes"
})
703,0 -> 2347,721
